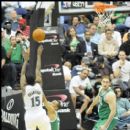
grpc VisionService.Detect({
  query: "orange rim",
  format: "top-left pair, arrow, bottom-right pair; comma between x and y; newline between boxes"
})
93,2 -> 116,13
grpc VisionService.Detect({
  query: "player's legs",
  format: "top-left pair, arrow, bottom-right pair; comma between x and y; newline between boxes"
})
37,110 -> 51,130
25,112 -> 36,130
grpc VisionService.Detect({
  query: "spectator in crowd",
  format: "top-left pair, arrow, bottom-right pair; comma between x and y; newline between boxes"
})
93,15 -> 99,27
120,32 -> 130,60
112,50 -> 130,92
7,36 -> 23,64
62,26 -> 84,66
76,30 -> 98,63
100,23 -> 122,47
62,61 -> 72,89
114,86 -> 130,130
80,15 -> 90,27
15,30 -> 30,54
1,45 -> 17,88
2,29 -> 19,89
111,12 -> 128,35
111,12 -> 128,26
87,75 -> 117,130
92,15 -> 104,34
69,68 -> 92,114
71,16 -> 86,38
6,36 -> 23,87
18,18 -> 30,39
3,20 -> 16,38
88,24 -> 101,44
98,29 -> 119,65
93,56 -> 113,78
71,57 -> 95,80
71,57 -> 90,77
9,10 -> 19,32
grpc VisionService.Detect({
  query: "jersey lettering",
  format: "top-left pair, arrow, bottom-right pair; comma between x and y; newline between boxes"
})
31,96 -> 40,107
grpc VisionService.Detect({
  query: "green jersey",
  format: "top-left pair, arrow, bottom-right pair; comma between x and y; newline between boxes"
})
51,112 -> 60,130
98,87 -> 112,119
93,87 -> 117,130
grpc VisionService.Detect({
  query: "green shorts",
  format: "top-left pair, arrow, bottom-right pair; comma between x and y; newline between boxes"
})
51,118 -> 60,130
93,118 -> 117,130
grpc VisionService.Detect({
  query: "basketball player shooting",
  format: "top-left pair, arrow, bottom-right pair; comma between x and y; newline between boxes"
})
20,45 -> 51,130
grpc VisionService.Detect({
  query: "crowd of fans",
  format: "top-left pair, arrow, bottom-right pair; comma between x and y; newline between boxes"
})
1,7 -> 31,89
60,13 -> 130,129
1,3 -> 130,130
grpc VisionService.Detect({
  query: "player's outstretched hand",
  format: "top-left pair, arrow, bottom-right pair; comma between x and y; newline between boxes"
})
37,45 -> 43,55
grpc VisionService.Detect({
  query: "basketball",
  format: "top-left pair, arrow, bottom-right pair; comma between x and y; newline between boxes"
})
32,28 -> 46,42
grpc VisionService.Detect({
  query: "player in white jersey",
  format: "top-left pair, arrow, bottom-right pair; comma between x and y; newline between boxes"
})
20,45 -> 51,130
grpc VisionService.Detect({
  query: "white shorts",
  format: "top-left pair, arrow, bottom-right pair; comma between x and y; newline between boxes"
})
25,108 -> 51,130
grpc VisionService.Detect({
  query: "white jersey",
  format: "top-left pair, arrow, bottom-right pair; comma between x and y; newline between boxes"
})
23,83 -> 51,130
23,83 -> 43,110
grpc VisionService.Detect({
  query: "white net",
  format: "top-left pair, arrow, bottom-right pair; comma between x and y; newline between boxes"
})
93,2 -> 116,33
95,6 -> 115,33
97,8 -> 116,27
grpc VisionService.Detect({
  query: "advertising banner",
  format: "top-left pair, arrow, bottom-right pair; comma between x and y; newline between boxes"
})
41,40 -> 65,90
2,89 -> 77,130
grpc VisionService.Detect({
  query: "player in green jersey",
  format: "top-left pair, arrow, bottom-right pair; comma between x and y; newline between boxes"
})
43,95 -> 60,130
86,75 -> 117,130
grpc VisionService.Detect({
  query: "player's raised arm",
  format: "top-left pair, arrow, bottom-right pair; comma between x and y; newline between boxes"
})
35,45 -> 43,86
20,52 -> 29,90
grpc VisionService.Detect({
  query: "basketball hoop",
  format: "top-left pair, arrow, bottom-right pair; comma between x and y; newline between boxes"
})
93,2 -> 116,30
